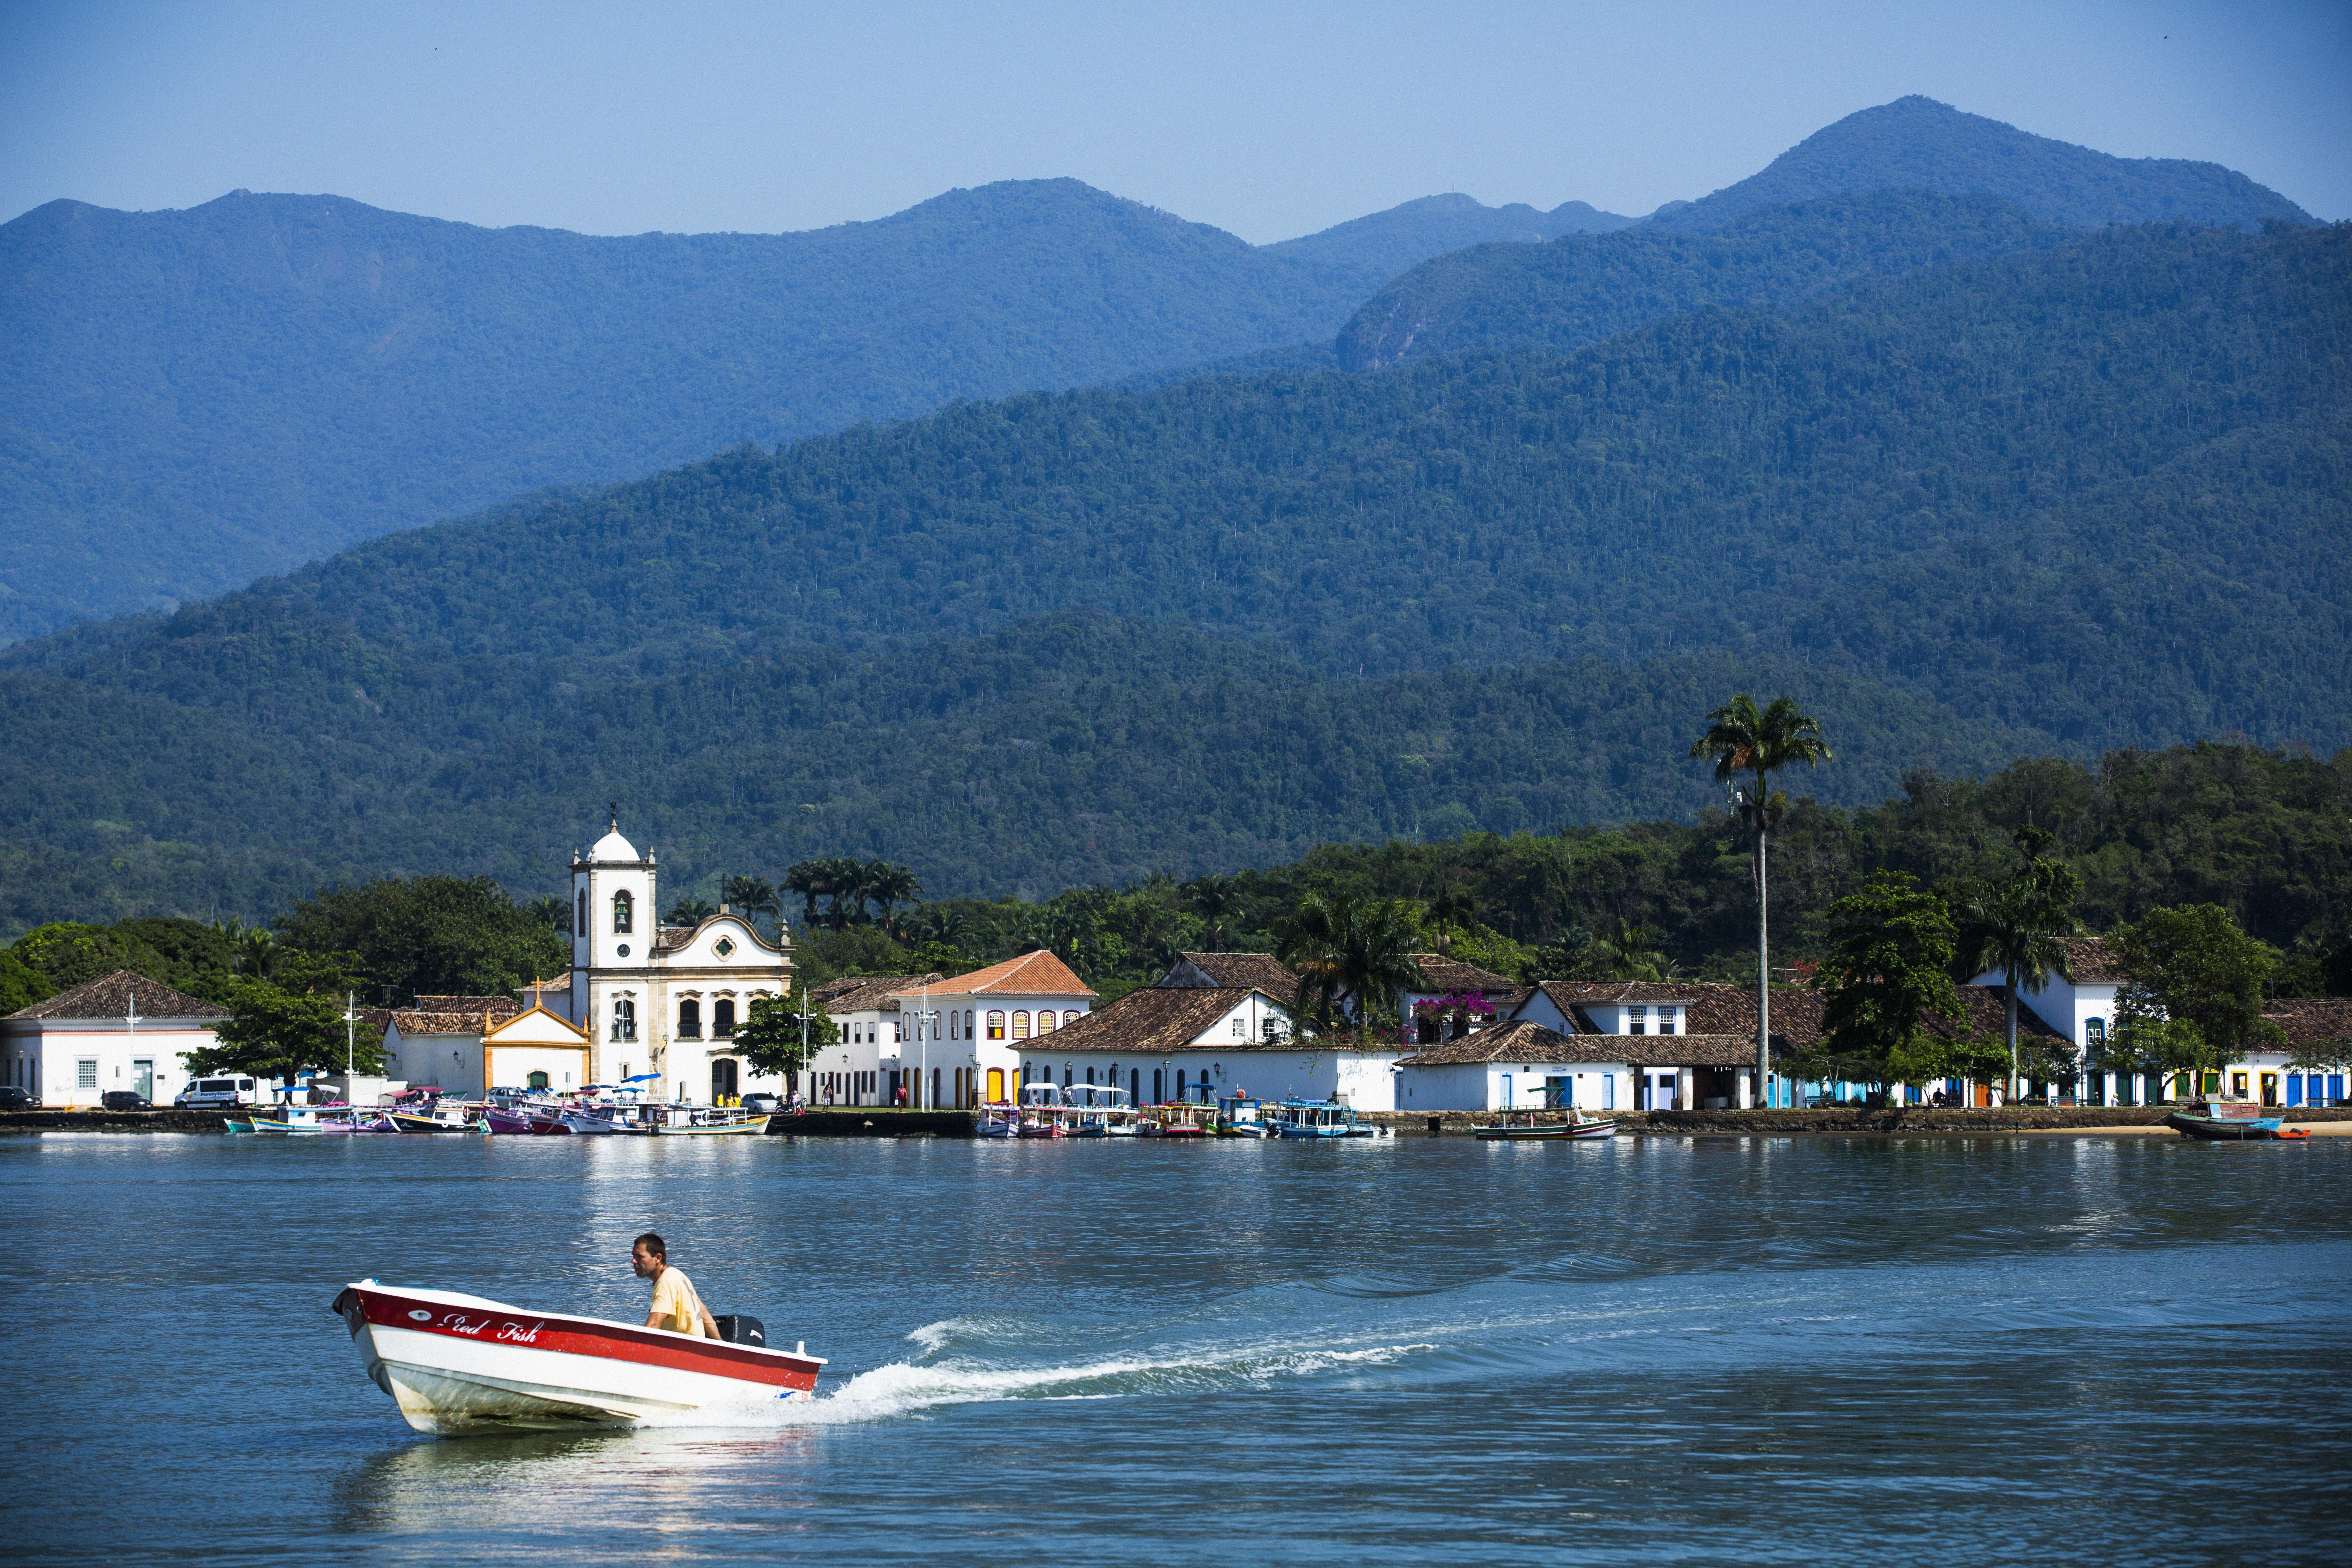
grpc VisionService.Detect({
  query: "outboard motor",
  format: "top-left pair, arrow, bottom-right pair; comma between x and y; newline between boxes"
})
715,1314 -> 765,1347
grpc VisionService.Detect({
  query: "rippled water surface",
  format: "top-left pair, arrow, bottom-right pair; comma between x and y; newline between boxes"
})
5,1131 -> 2348,1564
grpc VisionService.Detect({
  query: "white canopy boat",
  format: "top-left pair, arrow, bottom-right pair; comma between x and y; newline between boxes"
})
331,1279 -> 824,1434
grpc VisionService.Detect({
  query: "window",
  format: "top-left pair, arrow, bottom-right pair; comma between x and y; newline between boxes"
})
893,1019 -> 904,1045
679,999 -> 702,1039
77,1059 -> 98,1089
1628,1006 -> 1648,1036
1012,1011 -> 1031,1041
987,1011 -> 1006,1040
1085,1067 -> 1096,1085
1660,1009 -> 1677,1037
612,998 -> 638,1042
2086,1018 -> 2107,1047
1036,1011 -> 1056,1036
612,890 -> 634,934
1064,1011 -> 1081,1027
576,890 -> 588,937
714,937 -> 735,958
1233,1016 -> 1247,1039
713,998 -> 736,1038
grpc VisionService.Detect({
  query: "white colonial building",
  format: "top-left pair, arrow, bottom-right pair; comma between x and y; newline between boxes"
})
563,815 -> 795,1104
2,971 -> 227,1107
1034,953 -> 1404,1110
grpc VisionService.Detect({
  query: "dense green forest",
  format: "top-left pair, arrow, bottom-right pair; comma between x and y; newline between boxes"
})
1647,96 -> 2312,234
0,218 -> 2344,924
8,745 -> 2345,1027
1336,189 -> 2070,369
0,180 -> 1609,641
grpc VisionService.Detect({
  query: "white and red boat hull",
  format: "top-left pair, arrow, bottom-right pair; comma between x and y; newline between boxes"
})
332,1281 -> 824,1435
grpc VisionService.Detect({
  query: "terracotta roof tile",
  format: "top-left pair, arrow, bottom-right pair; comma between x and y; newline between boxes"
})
412,995 -> 523,1017
2058,938 -> 2125,983
2263,997 -> 2352,1049
816,974 -> 944,1014
921,950 -> 1098,998
1169,952 -> 1301,995
6,969 -> 227,1022
1042,987 -> 1287,1056
1399,1020 -> 1593,1067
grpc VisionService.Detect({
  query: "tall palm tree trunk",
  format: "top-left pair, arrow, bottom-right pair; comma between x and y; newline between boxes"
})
1755,813 -> 1770,1108
2006,976 -> 2020,1105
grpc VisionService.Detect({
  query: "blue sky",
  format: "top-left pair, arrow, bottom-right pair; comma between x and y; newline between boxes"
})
3,0 -> 2345,241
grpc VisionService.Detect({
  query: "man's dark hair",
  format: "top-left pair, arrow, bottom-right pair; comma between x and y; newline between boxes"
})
634,1232 -> 666,1260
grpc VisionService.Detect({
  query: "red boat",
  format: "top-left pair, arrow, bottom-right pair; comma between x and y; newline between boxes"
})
331,1280 -> 824,1434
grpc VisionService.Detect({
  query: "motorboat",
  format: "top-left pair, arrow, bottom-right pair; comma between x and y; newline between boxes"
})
479,1106 -> 535,1135
1216,1094 -> 1273,1138
975,1103 -> 1021,1137
647,1106 -> 771,1136
1272,1099 -> 1386,1138
1145,1101 -> 1215,1138
330,1279 -> 824,1434
1017,1083 -> 1068,1138
1473,1110 -> 1617,1140
1065,1084 -> 1140,1136
2166,1099 -> 2306,1141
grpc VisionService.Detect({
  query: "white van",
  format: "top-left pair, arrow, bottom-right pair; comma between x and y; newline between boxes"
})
175,1076 -> 263,1109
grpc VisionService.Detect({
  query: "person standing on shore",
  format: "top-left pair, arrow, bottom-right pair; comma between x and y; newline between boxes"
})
631,1232 -> 719,1339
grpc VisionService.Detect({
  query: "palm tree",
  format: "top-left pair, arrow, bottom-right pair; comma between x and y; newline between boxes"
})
1424,884 -> 1478,958
1278,891 -> 1427,1042
236,926 -> 279,982
826,857 -> 873,928
721,875 -> 779,935
866,863 -> 924,933
1583,917 -> 1667,982
1956,829 -> 2082,1103
1189,875 -> 1241,952
666,893 -> 716,927
1690,694 -> 1831,1104
782,861 -> 829,930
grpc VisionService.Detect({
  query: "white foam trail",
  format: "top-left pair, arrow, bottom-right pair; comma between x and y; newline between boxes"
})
639,1329 -> 1438,1430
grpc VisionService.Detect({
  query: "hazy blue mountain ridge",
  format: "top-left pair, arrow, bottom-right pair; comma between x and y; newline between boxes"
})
0,180 -> 1586,641
1336,188 -> 2073,369
1649,96 -> 2314,232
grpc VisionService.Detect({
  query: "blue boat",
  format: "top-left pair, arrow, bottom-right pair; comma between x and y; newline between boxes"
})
1271,1099 -> 1385,1138
2166,1099 -> 2294,1140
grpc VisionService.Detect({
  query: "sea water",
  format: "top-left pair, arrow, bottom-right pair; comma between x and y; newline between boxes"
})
2,1131 -> 2347,1564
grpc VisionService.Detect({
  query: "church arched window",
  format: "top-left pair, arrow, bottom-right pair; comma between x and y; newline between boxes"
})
678,999 -> 702,1039
611,998 -> 637,1042
576,890 -> 587,937
713,998 -> 737,1038
612,890 -> 633,934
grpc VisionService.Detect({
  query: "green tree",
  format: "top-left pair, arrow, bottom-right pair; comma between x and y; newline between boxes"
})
1955,826 -> 2084,1099
12,922 -> 164,992
274,875 -> 566,1002
1690,693 -> 1831,1100
731,988 -> 840,1090
0,948 -> 54,1013
721,875 -> 780,937
192,978 -> 379,1082
2111,904 -> 2285,1084
1811,871 -> 1967,1089
113,917 -> 240,993
1278,891 -> 1426,1041
666,894 -> 717,927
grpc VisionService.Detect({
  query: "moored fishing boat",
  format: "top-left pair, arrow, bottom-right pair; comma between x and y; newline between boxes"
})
1018,1083 -> 1068,1138
1473,1109 -> 1617,1140
1145,1101 -> 1214,1138
2166,1099 -> 2303,1140
648,1106 -> 771,1136
330,1279 -> 824,1434
479,1106 -> 535,1135
975,1102 -> 1020,1137
1272,1099 -> 1386,1138
1216,1094 -> 1272,1138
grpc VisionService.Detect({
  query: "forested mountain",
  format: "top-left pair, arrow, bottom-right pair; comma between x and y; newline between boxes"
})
1,218 -> 2344,927
0,180 -> 1579,641
1336,188 -> 2070,369
1649,96 -> 2313,233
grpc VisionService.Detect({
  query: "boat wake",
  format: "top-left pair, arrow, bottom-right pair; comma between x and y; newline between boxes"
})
637,1322 -> 1437,1429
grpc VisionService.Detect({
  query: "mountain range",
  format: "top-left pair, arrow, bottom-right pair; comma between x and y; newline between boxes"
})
0,96 -> 2339,934
0,96 -> 2311,643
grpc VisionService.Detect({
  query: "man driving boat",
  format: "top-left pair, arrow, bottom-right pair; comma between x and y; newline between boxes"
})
631,1232 -> 720,1339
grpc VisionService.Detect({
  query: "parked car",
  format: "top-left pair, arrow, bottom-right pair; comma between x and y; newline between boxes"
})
0,1085 -> 33,1111
100,1089 -> 150,1111
175,1076 -> 263,1109
739,1092 -> 784,1114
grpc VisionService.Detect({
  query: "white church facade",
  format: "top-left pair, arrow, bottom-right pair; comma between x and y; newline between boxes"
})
563,814 -> 795,1104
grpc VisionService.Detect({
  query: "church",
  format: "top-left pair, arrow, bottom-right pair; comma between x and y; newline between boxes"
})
561,813 -> 795,1104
